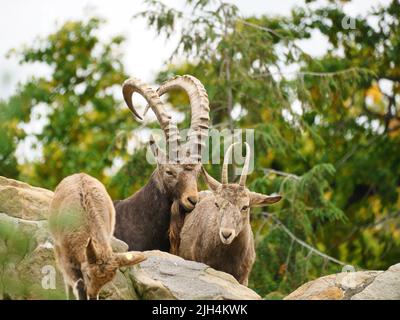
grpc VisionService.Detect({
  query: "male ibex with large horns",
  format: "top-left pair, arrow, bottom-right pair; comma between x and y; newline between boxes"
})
178,143 -> 282,285
114,75 -> 210,251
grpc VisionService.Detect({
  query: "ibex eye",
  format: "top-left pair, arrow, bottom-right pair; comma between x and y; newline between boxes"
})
215,202 -> 220,209
166,170 -> 174,176
241,205 -> 249,211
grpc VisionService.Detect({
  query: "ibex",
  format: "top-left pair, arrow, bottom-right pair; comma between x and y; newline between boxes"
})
178,143 -> 282,285
114,75 -> 210,252
49,173 -> 146,300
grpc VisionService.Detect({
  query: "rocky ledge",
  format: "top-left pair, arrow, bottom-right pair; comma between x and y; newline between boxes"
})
284,264 -> 400,300
0,176 -> 260,300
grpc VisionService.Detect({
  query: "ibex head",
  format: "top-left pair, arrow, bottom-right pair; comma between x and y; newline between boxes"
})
156,162 -> 201,211
82,238 -> 146,299
122,75 -> 209,211
202,143 -> 282,245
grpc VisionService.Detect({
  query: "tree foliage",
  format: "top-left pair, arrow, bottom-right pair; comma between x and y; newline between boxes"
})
138,0 -> 400,297
2,18 -> 147,195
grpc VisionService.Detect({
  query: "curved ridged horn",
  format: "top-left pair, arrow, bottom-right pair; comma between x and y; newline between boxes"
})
238,142 -> 251,186
122,78 -> 180,160
221,142 -> 240,184
157,75 -> 210,161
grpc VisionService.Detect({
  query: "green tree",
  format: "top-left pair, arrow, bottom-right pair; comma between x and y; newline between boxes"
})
292,0 -> 400,271
4,17 -> 149,195
137,0 -> 400,297
0,97 -> 24,178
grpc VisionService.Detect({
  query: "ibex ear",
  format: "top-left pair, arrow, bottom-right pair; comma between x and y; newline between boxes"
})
86,238 -> 98,264
201,166 -> 221,192
114,251 -> 146,268
249,192 -> 282,207
149,135 -> 166,165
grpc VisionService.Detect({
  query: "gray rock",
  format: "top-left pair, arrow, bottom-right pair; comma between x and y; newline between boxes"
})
337,271 -> 382,299
351,264 -> 400,300
130,250 -> 261,300
111,236 -> 129,253
285,266 -> 400,300
284,274 -> 345,300
0,176 -> 54,220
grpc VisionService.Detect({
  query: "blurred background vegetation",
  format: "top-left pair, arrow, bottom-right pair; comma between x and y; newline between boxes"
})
1,0 -> 400,299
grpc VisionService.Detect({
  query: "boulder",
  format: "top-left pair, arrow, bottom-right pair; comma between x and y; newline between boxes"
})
129,250 -> 260,300
0,176 -> 261,300
284,274 -> 344,300
0,176 -> 53,220
351,264 -> 400,300
284,266 -> 400,300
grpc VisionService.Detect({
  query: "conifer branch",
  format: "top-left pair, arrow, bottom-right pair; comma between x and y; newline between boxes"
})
262,212 -> 348,267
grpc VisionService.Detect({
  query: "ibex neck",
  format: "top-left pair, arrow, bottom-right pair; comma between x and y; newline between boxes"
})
114,169 -> 173,251
137,170 -> 173,203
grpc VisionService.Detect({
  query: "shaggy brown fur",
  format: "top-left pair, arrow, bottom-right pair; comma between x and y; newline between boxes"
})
178,169 -> 282,286
168,189 -> 212,255
114,163 -> 201,252
168,200 -> 187,255
49,173 -> 146,300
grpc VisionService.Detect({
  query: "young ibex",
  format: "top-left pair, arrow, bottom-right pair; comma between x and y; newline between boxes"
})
114,75 -> 210,252
49,173 -> 146,300
178,143 -> 282,285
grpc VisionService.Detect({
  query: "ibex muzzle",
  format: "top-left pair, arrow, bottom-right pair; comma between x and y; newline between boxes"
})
176,165 -> 200,211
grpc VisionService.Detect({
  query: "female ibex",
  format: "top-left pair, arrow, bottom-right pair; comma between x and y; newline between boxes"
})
114,75 -> 210,252
178,143 -> 282,285
49,173 -> 146,300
